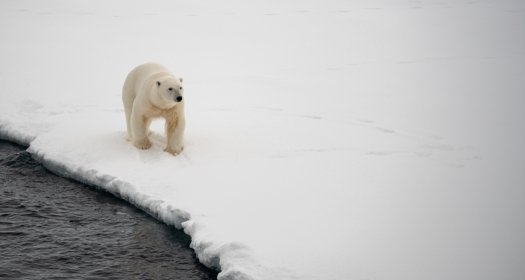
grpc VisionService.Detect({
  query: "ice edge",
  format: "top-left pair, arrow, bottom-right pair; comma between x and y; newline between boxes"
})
0,124 -> 258,280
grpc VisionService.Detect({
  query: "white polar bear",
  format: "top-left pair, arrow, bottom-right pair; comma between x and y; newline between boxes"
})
122,62 -> 185,155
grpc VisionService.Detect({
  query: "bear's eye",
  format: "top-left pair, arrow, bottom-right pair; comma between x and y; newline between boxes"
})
168,87 -> 173,91
179,86 -> 183,90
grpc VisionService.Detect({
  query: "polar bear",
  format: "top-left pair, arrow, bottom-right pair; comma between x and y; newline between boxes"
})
122,62 -> 185,155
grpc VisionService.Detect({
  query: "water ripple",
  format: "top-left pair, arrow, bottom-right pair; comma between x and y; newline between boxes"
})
0,140 -> 217,280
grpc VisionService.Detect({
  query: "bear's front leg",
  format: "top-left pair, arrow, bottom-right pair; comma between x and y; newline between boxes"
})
165,116 -> 185,155
131,112 -> 152,150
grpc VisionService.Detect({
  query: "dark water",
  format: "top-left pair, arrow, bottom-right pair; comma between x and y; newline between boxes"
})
0,140 -> 218,280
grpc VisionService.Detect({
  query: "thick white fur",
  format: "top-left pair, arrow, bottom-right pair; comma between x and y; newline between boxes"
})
122,62 -> 185,155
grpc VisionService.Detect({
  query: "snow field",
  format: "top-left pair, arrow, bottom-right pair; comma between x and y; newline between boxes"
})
1,1 -> 525,279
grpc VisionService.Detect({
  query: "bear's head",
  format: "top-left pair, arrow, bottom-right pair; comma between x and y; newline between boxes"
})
155,77 -> 184,108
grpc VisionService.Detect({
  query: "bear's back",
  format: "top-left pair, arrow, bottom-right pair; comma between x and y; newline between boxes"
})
124,62 -> 170,97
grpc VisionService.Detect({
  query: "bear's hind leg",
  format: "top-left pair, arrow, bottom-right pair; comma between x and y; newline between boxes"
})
122,91 -> 135,140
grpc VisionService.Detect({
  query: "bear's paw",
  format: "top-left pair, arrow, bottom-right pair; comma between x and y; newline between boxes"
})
164,146 -> 183,156
134,138 -> 152,150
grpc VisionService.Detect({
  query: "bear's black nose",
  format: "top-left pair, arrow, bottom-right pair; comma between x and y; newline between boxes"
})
176,96 -> 183,102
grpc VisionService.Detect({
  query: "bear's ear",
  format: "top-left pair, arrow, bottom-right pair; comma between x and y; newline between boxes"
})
156,81 -> 161,87
179,77 -> 183,83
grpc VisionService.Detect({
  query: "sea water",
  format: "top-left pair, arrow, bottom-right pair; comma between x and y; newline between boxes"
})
0,140 -> 217,280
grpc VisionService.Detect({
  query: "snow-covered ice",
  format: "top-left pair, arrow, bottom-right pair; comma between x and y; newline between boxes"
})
1,1 -> 525,279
